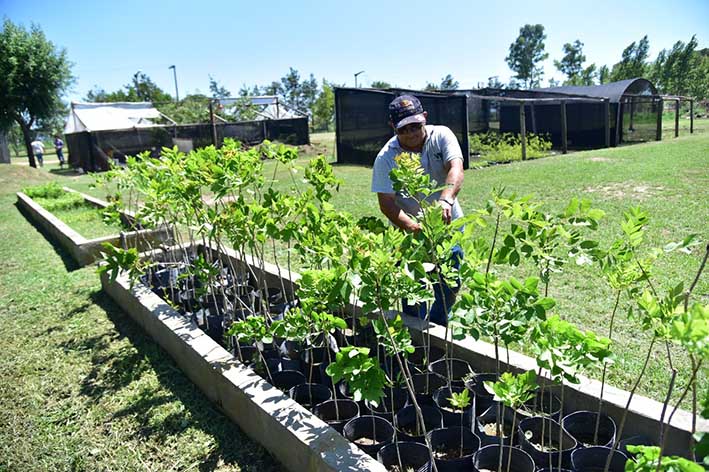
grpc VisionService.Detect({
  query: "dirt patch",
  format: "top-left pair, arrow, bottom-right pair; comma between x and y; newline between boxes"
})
588,156 -> 613,162
584,182 -> 663,200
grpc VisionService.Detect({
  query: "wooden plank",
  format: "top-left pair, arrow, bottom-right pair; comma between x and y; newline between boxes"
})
675,99 -> 680,138
690,100 -> 694,134
604,99 -> 610,148
560,100 -> 568,154
519,104 -> 527,160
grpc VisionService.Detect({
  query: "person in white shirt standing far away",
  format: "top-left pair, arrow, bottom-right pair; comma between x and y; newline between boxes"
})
31,139 -> 45,167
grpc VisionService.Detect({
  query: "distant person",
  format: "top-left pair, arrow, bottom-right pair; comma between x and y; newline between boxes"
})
54,135 -> 65,168
31,139 -> 45,167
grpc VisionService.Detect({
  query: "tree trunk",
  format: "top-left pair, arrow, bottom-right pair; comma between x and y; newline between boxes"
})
16,117 -> 36,168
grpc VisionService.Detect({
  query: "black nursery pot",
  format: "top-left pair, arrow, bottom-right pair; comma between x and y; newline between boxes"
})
476,404 -> 518,447
411,372 -> 447,406
517,416 -> 578,470
433,386 -> 476,427
366,387 -> 408,423
473,444 -> 535,472
466,373 -> 498,416
571,446 -> 628,472
269,369 -> 306,392
288,383 -> 332,410
429,358 -> 474,387
205,314 -> 225,345
232,342 -> 258,364
394,404 -> 444,443
313,399 -> 360,433
377,441 -> 431,472
408,345 -> 447,372
518,390 -> 562,421
343,415 -> 395,457
428,426 -> 481,472
266,356 -> 302,374
562,410 -> 616,448
618,435 -> 656,458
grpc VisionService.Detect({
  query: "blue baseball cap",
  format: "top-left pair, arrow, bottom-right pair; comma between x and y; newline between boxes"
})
389,95 -> 426,129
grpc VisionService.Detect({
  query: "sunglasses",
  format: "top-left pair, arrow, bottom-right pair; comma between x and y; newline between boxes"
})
396,123 -> 424,135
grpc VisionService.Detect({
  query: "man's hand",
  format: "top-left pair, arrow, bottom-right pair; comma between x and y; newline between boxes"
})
439,198 -> 453,225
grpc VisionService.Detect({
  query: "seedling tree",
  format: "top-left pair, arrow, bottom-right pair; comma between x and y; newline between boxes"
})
448,388 -> 472,458
485,371 -> 538,472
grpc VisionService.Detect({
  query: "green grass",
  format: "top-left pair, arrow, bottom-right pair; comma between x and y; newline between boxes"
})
0,167 -> 282,471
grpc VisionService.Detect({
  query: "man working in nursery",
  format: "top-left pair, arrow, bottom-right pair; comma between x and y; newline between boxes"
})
370,94 -> 465,325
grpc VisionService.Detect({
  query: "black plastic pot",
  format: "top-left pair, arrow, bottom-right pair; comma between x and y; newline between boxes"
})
561,411 -> 616,448
618,434 -> 655,458
433,386 -> 476,427
232,342 -> 258,364
476,404 -> 519,447
571,446 -> 628,472
394,404 -> 444,443
428,426 -> 481,472
343,415 -> 395,457
408,345 -> 446,371
270,369 -> 305,392
411,372 -> 447,406
518,390 -> 562,421
366,387 -> 409,423
205,314 -> 225,344
473,444 -> 535,472
466,373 -> 498,416
377,441 -> 431,472
288,383 -> 332,410
266,356 -> 302,373
313,399 -> 359,433
517,416 -> 578,470
429,358 -> 474,386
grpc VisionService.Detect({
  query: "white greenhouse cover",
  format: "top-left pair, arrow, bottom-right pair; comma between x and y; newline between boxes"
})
64,102 -> 162,134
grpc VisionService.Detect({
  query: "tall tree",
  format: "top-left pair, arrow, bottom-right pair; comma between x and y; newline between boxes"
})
506,24 -> 549,88
209,75 -> 231,98
487,76 -> 505,89
311,79 -> 336,131
609,35 -> 650,81
649,35 -> 700,97
370,80 -> 392,89
554,40 -> 586,83
85,72 -> 172,104
598,65 -> 611,84
0,19 -> 73,167
440,74 -> 459,90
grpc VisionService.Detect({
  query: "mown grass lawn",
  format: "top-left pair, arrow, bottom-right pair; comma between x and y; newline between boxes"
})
0,168 -> 282,471
1,130 -> 707,470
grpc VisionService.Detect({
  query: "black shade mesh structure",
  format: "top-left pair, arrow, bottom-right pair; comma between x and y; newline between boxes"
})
335,88 -> 469,168
66,118 -> 309,172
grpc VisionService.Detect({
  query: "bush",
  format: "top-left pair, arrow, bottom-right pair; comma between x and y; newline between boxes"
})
22,181 -> 65,199
469,132 -> 552,163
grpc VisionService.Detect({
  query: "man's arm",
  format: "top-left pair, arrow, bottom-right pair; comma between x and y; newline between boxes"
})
439,158 -> 464,224
377,193 -> 421,232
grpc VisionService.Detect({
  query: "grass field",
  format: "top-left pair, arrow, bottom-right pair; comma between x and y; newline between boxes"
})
1,130 -> 707,470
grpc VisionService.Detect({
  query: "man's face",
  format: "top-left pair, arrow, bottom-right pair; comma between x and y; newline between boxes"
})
394,113 -> 427,150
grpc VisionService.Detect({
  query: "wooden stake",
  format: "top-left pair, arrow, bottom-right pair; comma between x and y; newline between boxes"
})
560,100 -> 568,155
656,98 -> 663,142
675,99 -> 680,138
690,100 -> 694,134
603,99 -> 610,148
519,104 -> 527,161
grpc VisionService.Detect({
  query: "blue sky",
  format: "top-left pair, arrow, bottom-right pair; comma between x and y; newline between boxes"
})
3,0 -> 708,102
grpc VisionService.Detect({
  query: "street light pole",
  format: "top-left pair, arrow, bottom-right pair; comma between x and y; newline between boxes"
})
168,65 -> 179,103
354,70 -> 365,88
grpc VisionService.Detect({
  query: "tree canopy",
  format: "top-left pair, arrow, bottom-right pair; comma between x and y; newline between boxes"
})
0,19 -> 74,167
506,24 -> 549,88
609,35 -> 650,81
554,40 -> 597,85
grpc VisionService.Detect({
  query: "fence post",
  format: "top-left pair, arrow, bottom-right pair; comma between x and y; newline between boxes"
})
530,104 -> 537,134
519,103 -> 527,161
674,99 -> 680,138
655,98 -> 663,141
560,100 -> 568,155
209,100 -> 218,147
690,99 -> 694,134
604,98 -> 610,148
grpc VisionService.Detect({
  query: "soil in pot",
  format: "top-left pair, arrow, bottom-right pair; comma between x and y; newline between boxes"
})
477,405 -> 518,446
313,399 -> 359,433
343,415 -> 395,456
473,444 -> 535,472
433,386 -> 476,428
289,383 -> 332,410
394,404 -> 443,443
561,410 -> 616,448
428,426 -> 481,471
429,358 -> 474,386
571,446 -> 628,472
377,441 -> 431,472
518,416 -> 577,470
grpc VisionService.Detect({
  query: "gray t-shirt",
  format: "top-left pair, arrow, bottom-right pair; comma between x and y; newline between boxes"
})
371,125 -> 464,220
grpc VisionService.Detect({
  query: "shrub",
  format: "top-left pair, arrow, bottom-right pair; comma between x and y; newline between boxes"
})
469,131 -> 552,163
22,181 -> 65,199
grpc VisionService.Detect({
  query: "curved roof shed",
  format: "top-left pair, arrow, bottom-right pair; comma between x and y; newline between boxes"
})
534,78 -> 658,103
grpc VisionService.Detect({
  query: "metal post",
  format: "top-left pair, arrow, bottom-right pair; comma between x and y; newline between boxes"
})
519,103 -> 527,161
209,100 -> 218,147
560,100 -> 568,155
656,98 -> 663,141
604,98 -> 610,148
168,65 -> 179,103
674,99 -> 680,138
690,100 -> 694,134
616,100 -> 623,145
354,70 -> 365,88
530,104 -> 537,134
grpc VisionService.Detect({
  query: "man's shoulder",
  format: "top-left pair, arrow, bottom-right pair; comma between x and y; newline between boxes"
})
374,135 -> 400,162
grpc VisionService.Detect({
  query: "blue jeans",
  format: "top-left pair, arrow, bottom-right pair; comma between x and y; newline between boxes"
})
402,245 -> 463,326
